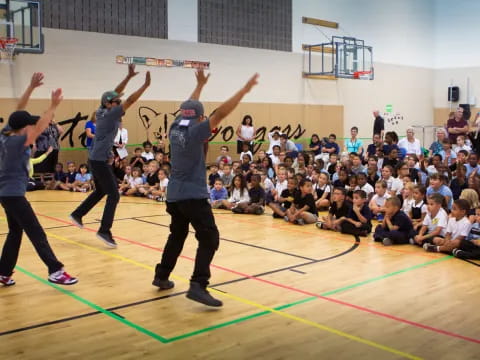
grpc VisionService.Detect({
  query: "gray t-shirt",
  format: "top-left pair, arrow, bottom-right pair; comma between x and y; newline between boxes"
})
89,106 -> 123,161
167,117 -> 211,202
0,133 -> 29,196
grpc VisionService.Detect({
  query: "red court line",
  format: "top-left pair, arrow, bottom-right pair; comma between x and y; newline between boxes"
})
37,212 -> 480,345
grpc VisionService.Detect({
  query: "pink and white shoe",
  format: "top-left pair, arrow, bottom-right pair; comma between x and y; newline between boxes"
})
48,269 -> 78,285
0,274 -> 15,286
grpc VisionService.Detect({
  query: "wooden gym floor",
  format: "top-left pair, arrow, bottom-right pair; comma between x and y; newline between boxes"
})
0,191 -> 479,360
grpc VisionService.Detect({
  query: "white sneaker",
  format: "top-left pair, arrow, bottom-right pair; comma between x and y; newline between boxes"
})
48,269 -> 78,285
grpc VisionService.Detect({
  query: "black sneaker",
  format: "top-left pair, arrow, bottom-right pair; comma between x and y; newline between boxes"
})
453,249 -> 469,259
232,207 -> 243,214
69,214 -> 84,229
186,282 -> 223,307
423,243 -> 437,252
96,231 -> 117,248
152,277 -> 175,290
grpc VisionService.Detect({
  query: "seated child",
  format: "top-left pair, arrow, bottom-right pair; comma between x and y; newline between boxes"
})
210,178 -> 228,209
233,174 -> 265,215
46,162 -> 67,190
221,174 -> 250,210
260,170 -> 275,202
410,184 -> 427,231
130,147 -> 145,168
118,165 -> 133,194
59,161 -> 77,191
269,178 -> 299,218
138,160 -> 159,197
316,187 -> 351,231
150,168 -> 169,201
459,188 -> 479,221
340,190 -> 373,237
413,193 -> 448,246
220,163 -> 234,193
208,164 -> 220,188
284,179 -> 318,225
424,199 -> 472,253
269,169 -> 288,205
123,167 -> 144,196
369,180 -> 390,220
141,141 -> 154,162
73,163 -> 93,192
373,197 -> 415,246
453,206 -> 480,259
426,173 -> 453,210
315,172 -> 332,209
356,172 -> 374,200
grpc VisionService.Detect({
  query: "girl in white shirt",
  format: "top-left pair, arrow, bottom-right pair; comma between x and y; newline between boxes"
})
221,175 -> 250,210
151,169 -> 169,201
124,167 -> 144,196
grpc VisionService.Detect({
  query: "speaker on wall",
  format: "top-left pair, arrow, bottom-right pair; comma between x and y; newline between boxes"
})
448,86 -> 459,102
459,104 -> 471,120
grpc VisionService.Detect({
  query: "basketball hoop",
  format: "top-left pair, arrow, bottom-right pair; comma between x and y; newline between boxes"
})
0,37 -> 18,63
353,70 -> 372,80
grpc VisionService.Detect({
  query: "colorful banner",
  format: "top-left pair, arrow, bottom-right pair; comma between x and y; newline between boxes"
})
116,55 -> 210,69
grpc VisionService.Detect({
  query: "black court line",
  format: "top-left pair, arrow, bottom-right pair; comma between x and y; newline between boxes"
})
132,218 -> 317,261
0,234 -> 359,337
289,269 -> 306,274
463,259 -> 480,267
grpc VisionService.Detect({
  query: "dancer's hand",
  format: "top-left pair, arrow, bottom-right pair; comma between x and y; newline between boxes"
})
30,72 -> 44,88
128,64 -> 139,78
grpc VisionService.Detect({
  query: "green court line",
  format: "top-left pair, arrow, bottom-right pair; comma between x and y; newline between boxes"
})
165,256 -> 452,343
14,256 -> 452,345
15,265 -> 169,344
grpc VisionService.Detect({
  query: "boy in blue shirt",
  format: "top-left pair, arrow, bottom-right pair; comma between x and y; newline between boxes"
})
210,179 -> 228,209
426,173 -> 453,210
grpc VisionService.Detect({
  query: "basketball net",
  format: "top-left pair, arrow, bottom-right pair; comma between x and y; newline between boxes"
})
0,37 -> 18,63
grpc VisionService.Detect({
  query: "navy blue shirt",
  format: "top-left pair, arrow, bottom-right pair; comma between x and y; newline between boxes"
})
167,117 -> 211,202
248,186 -> 265,204
54,171 -> 67,183
389,210 -> 414,236
347,204 -> 373,225
324,142 -> 340,154
0,133 -> 29,196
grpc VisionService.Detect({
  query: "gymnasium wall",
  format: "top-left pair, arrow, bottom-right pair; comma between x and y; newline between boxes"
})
431,0 -> 480,132
0,26 -> 434,142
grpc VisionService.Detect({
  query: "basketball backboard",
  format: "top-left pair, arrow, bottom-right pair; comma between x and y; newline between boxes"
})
0,0 -> 43,54
303,36 -> 374,80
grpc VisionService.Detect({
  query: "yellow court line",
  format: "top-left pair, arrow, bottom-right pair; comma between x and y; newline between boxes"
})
43,231 -> 422,360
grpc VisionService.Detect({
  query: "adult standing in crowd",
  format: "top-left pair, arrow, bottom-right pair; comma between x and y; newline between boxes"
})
85,111 -> 96,149
398,127 -> 422,157
113,121 -> 128,159
70,64 -> 150,247
236,115 -> 255,154
153,69 -> 259,307
33,117 -> 63,177
373,110 -> 384,139
447,107 -> 469,144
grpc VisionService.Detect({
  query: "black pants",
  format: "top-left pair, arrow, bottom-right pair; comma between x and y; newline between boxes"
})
155,199 -> 219,287
33,149 -> 58,173
71,160 -> 119,234
458,239 -> 480,259
0,197 -> 63,276
373,225 -> 410,244
341,221 -> 372,236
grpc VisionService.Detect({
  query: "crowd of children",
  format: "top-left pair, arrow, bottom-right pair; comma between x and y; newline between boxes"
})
204,132 -> 480,261
33,124 -> 480,261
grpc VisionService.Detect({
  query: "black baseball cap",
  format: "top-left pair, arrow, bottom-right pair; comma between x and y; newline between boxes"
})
180,99 -> 204,120
8,111 -> 40,130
